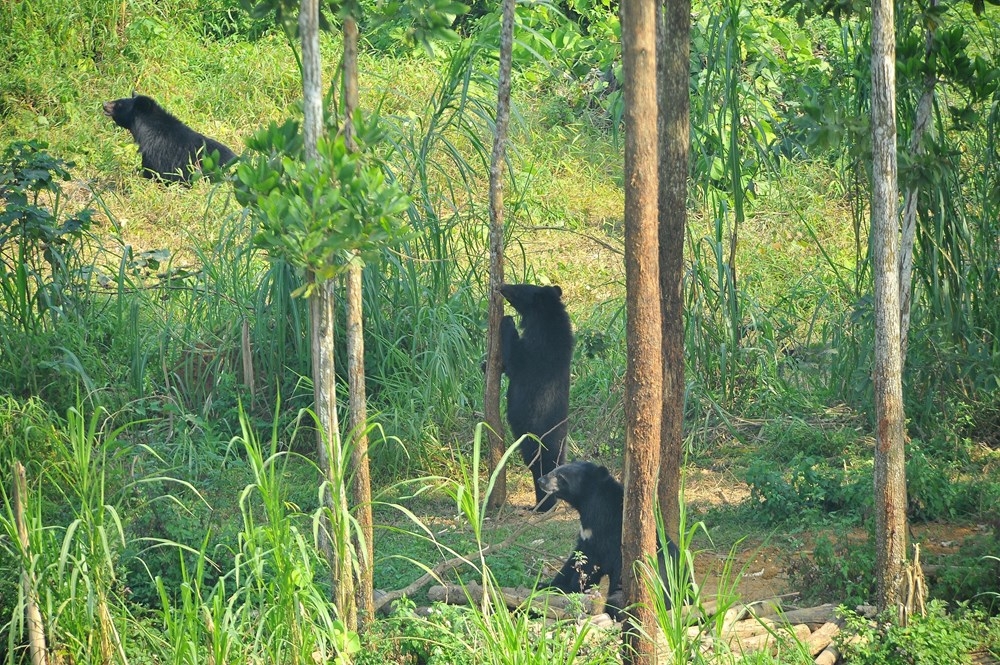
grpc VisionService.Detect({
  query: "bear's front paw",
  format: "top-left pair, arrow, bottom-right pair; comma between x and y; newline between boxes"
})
604,591 -> 626,622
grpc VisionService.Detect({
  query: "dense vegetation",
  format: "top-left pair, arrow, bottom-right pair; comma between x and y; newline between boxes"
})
1,0 -> 999,661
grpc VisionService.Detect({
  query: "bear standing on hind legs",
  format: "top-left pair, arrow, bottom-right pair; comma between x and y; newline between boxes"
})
498,283 -> 573,512
103,92 -> 237,183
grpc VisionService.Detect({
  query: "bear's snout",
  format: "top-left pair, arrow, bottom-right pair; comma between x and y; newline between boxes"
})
102,101 -> 115,117
537,473 -> 559,493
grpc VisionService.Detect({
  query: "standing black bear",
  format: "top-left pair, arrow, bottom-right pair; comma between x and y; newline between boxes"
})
536,461 -> 678,619
499,283 -> 573,512
103,93 -> 237,183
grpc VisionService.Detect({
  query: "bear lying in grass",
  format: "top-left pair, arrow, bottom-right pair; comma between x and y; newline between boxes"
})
103,92 -> 237,183
536,460 -> 679,619
498,283 -> 573,512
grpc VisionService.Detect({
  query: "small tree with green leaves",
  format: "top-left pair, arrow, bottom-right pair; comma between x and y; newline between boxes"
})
234,115 -> 408,633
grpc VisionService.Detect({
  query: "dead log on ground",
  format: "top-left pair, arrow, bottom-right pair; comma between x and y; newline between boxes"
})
728,623 -> 811,655
427,581 -> 599,619
374,509 -> 556,613
815,645 -> 839,665
774,603 -> 838,629
805,622 -> 840,657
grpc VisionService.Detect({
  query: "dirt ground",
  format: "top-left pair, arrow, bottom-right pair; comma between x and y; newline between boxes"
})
490,465 -> 991,610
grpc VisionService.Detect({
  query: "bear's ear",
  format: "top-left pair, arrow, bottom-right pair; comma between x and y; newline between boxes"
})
131,90 -> 138,98
552,285 -> 562,298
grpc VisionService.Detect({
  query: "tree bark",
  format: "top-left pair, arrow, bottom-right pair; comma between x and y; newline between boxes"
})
870,0 -> 908,615
657,0 -> 690,547
299,0 -> 322,162
341,14 -> 375,631
621,0 -> 662,660
485,0 -> 516,509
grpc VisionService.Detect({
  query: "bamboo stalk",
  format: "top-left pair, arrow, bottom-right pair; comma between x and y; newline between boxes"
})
13,462 -> 48,665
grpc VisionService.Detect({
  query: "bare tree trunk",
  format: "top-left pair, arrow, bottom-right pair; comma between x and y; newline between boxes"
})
485,0 -> 516,510
898,0 -> 938,363
299,0 -> 322,162
343,17 -> 359,151
621,0 -> 662,660
870,0 -> 908,615
300,0 -> 332,569
340,15 -> 375,631
309,278 -> 356,629
657,0 -> 690,546
301,0 -> 357,632
13,462 -> 47,665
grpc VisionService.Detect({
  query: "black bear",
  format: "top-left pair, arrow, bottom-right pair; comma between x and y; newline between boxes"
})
499,283 -> 573,512
536,461 -> 678,619
103,93 -> 237,183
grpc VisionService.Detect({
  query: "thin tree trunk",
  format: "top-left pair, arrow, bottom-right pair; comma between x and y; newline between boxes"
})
301,0 -> 356,632
870,0 -> 908,615
13,462 -> 47,665
657,0 -> 690,546
300,0 -> 332,571
299,0 -> 322,162
309,278 -> 356,629
898,0 -> 938,363
621,0 -> 662,660
485,0 -> 516,510
341,14 -> 375,631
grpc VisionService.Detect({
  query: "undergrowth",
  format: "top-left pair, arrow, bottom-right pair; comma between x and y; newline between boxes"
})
2,0 -> 1000,661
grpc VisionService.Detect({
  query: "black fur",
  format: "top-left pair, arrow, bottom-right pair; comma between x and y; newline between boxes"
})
536,461 -> 678,619
103,93 -> 237,183
499,283 -> 573,512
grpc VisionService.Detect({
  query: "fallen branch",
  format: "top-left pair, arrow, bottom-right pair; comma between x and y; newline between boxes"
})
427,581 -> 600,619
374,509 -> 558,613
775,603 -> 839,629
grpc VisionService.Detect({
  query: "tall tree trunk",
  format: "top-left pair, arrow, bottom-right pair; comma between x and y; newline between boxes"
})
621,0 -> 662,660
341,14 -> 375,631
656,0 -> 690,547
485,0 -> 516,509
870,0 -> 908,615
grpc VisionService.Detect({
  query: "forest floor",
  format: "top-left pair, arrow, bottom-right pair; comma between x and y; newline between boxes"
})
431,466 -> 995,614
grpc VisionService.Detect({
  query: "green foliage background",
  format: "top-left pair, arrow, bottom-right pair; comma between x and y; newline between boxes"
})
1,0 -> 999,660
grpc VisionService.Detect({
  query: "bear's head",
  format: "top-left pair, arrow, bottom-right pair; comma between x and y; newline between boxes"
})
537,460 -> 612,506
499,283 -> 563,316
103,93 -> 158,130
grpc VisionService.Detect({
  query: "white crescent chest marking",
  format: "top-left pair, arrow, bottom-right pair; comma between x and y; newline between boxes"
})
579,528 -> 593,540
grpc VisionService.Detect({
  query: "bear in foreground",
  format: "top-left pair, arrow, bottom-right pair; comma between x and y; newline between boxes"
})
536,460 -> 678,619
499,283 -> 573,512
103,93 -> 237,183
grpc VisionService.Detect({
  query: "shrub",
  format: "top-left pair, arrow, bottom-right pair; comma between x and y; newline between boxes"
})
838,601 -> 984,665
744,454 -> 871,524
788,530 -> 876,606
